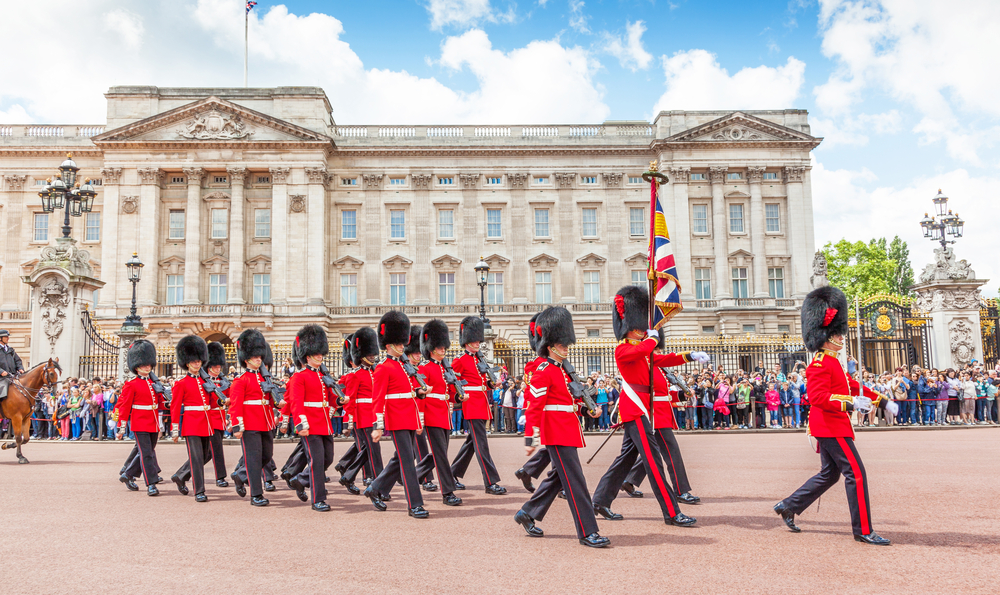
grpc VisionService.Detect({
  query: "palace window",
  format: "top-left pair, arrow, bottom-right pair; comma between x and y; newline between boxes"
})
582,176 -> 597,185
340,274 -> 357,306
254,208 -> 271,238
486,176 -> 502,185
587,329 -> 600,338
631,270 -> 645,287
768,268 -> 785,298
695,268 -> 712,300
765,204 -> 781,232
341,178 -> 357,186
390,210 -> 406,240
534,209 -> 549,237
629,207 -> 645,237
587,356 -> 602,375
256,175 -> 270,184
168,210 -> 185,239
763,172 -> 778,180
209,274 -> 227,304
210,208 -> 228,239
438,177 -> 454,186
690,173 -> 705,181
583,271 -> 601,303
439,273 -> 455,305
628,176 -> 642,184
389,273 -> 406,305
486,208 -> 502,239
170,176 -> 185,184
729,204 -> 744,233
85,212 -> 100,242
743,324 -> 757,333
166,275 -> 184,305
534,177 -> 549,184
33,213 -> 48,242
732,267 -> 749,298
582,208 -> 598,238
389,178 -> 405,186
487,272 -> 504,304
213,176 -> 228,184
535,272 -> 552,303
252,274 -> 270,304
692,204 -> 709,234
438,210 -> 454,239
726,172 -> 742,180
341,210 -> 357,240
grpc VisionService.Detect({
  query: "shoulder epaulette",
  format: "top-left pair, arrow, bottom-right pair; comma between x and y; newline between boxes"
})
537,362 -> 549,372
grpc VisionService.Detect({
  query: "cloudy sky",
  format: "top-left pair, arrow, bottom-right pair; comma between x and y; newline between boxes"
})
1,0 -> 996,294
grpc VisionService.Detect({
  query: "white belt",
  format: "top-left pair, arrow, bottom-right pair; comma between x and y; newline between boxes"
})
543,405 -> 577,413
355,398 -> 372,404
464,386 -> 484,392
243,399 -> 268,406
652,396 -> 672,402
427,393 -> 449,400
184,406 -> 210,411
304,402 -> 328,408
385,392 -> 414,400
132,405 -> 155,411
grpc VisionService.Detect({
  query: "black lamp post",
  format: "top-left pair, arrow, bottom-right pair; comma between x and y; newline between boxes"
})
38,154 -> 96,238
475,256 -> 491,328
123,252 -> 144,326
919,189 -> 964,250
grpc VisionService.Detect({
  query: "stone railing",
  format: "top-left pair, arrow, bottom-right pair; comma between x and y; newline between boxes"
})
0,125 -> 106,138
332,123 -> 653,145
694,298 -> 799,309
0,311 -> 31,320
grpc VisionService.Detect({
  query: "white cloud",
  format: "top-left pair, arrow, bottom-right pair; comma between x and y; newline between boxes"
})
602,20 -> 653,72
569,0 -> 590,33
426,0 -> 509,30
812,158 -> 997,296
103,8 -> 145,50
0,104 -> 31,124
814,0 -> 1000,163
651,50 -> 805,113
811,110 -> 902,147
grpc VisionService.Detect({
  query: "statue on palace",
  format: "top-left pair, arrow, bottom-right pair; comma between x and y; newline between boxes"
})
918,246 -> 976,283
178,110 -> 253,140
810,251 -> 829,289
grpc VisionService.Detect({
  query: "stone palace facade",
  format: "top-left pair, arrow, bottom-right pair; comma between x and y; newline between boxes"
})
0,86 -> 820,351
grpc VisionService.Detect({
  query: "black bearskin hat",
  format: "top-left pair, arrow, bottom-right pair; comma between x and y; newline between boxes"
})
127,340 -> 157,374
206,341 -> 227,371
459,316 -> 485,346
378,310 -> 411,349
353,327 -> 379,366
404,325 -> 423,357
612,285 -> 649,341
176,335 -> 209,370
263,342 -> 275,371
296,324 -> 329,362
290,341 -> 303,370
421,319 -> 450,360
527,312 -> 541,352
236,329 -> 268,368
802,286 -> 849,352
342,333 -> 354,369
535,306 -> 576,357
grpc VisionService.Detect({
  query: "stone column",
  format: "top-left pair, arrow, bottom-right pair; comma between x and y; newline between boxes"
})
304,167 -> 328,306
784,166 -> 808,298
913,252 -> 988,369
668,167 -> 692,299
3,174 -> 27,308
708,166 -> 730,298
179,168 -> 203,305
269,167 -> 290,305
747,166 -> 768,297
138,167 -> 165,306
363,174 -> 383,305
554,173 -> 576,303
603,172 -> 625,287
506,174 -> 528,303
98,168 -> 123,311
226,167 -> 247,304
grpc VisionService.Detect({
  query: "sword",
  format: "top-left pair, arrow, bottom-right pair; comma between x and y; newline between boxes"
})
586,422 -> 622,464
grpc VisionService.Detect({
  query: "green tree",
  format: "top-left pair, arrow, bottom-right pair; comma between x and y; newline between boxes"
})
886,235 -> 915,295
821,239 -> 897,303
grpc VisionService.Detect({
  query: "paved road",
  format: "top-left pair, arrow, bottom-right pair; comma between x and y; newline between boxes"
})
2,428 -> 997,594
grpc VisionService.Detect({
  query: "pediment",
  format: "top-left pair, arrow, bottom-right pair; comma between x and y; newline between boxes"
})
382,255 -> 413,269
728,249 -> 754,259
431,254 -> 462,269
576,252 -> 608,266
725,190 -> 751,198
201,255 -> 229,266
528,253 -> 558,268
483,253 -> 510,268
204,191 -> 231,201
663,112 -> 818,145
158,255 -> 186,268
332,255 -> 364,270
92,96 -> 333,146
624,252 -> 648,267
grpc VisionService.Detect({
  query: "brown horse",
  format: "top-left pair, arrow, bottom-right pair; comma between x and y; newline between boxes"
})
0,358 -> 60,464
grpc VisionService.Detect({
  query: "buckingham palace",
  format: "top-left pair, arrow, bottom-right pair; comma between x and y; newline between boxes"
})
0,85 -> 821,351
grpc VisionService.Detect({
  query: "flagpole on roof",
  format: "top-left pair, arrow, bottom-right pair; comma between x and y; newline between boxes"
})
244,5 -> 249,87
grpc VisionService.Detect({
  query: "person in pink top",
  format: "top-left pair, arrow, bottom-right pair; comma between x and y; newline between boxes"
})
765,383 -> 781,428
713,394 -> 730,429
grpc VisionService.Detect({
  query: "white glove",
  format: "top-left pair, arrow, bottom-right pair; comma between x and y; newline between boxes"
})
690,351 -> 710,363
852,396 -> 873,413
885,400 -> 899,416
646,329 -> 659,339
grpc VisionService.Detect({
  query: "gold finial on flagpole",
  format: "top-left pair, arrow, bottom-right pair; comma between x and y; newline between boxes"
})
649,160 -> 658,172
642,160 -> 668,184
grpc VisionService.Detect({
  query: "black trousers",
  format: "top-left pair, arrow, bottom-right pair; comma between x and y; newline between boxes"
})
623,427 -> 692,495
121,442 -> 162,478
415,430 -> 433,483
123,431 -> 159,486
414,426 -> 458,494
782,436 -> 874,536
239,430 -> 274,498
520,445 -> 599,539
522,446 -> 551,479
282,441 -> 308,479
182,435 -> 210,495
177,429 -> 227,483
450,419 -> 500,487
343,426 -> 382,483
296,434 -> 334,503
371,429 -> 423,509
337,438 -> 359,470
592,417 -> 680,520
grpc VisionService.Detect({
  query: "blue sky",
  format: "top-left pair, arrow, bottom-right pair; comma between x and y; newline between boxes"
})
1,0 -> 997,293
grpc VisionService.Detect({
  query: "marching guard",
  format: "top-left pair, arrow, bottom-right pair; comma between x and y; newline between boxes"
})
449,316 -> 506,495
168,335 -> 216,502
332,334 -> 363,495
404,326 -> 437,492
774,286 -> 894,545
229,329 -> 276,507
591,286 -> 704,526
116,340 -> 166,496
513,313 -> 554,493
339,328 -> 384,492
513,307 -> 608,547
173,341 -> 231,491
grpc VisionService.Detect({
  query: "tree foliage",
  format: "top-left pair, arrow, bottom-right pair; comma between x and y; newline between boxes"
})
886,236 -> 915,296
821,238 -> 903,304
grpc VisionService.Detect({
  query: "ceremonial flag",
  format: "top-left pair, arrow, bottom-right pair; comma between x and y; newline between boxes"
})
246,1 -> 257,13
647,174 -> 683,329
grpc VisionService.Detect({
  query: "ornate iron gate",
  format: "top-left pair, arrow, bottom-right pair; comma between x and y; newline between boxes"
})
848,295 -> 933,373
981,298 -> 998,366
79,308 -> 121,380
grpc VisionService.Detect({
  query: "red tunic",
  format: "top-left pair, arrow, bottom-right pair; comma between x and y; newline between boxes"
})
228,369 -> 276,432
353,366 -> 377,428
117,376 -> 166,433
288,367 -> 334,436
806,349 -> 885,439
208,375 -> 229,432
341,369 -> 358,424
525,359 -> 585,447
170,374 -> 217,437
418,359 -> 456,429
452,352 -> 491,420
373,357 -> 421,431
522,356 -> 546,439
615,338 -> 690,424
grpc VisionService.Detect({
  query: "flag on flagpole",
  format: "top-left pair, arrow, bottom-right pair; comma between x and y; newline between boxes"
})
647,174 -> 683,329
246,1 -> 257,13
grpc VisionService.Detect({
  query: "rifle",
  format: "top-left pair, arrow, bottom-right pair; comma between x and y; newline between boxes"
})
318,363 -> 349,405
401,359 -> 429,397
259,364 -> 285,403
441,357 -> 467,402
474,352 -> 502,387
560,359 -> 599,416
199,368 -> 229,406
664,370 -> 693,397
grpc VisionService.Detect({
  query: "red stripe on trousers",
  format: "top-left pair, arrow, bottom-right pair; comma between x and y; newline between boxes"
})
658,429 -> 680,492
637,422 -> 676,517
836,437 -> 870,535
551,447 -> 586,537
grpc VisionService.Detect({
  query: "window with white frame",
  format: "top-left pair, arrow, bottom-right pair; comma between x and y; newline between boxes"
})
692,204 -> 709,234
389,178 -> 405,186
487,272 -> 503,304
254,208 -> 271,238
209,274 -> 227,304
389,273 -> 406,305
732,267 -> 749,298
486,208 -> 502,238
168,210 -> 185,239
690,173 -> 705,181
695,268 -> 712,299
629,207 -> 645,236
85,212 -> 100,241
765,204 -> 780,232
534,209 -> 550,237
438,209 -> 454,239
390,210 -> 405,240
763,172 -> 778,180
210,209 -> 228,239
582,176 -> 597,185
729,204 -> 744,233
340,273 -> 357,306
726,172 -> 742,180
252,274 -> 270,304
486,176 -> 502,186
439,273 -> 455,304
341,210 -> 357,240
628,176 -> 642,184
534,177 -> 549,184
33,213 -> 48,242
438,177 -> 454,186
583,271 -> 601,303
768,268 -> 785,298
535,272 -> 552,303
631,270 -> 645,286
582,208 -> 598,237
340,178 -> 357,186
166,275 -> 184,305
170,176 -> 185,184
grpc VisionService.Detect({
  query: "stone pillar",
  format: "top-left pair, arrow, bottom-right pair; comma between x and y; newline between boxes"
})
137,167 -> 164,306
363,174 -> 383,305
116,325 -> 147,382
180,168 -> 203,305
708,166 -> 730,298
747,166 -> 768,297
507,174 -> 528,303
269,167 -> 290,305
226,167 -> 247,304
913,250 -> 988,369
784,166 -> 808,298
555,173 -> 576,303
3,174 -> 28,308
668,167 -> 692,299
304,167 -> 328,307
98,168 -> 123,312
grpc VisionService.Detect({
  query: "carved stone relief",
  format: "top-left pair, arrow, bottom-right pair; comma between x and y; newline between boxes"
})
412,174 -> 432,189
783,166 -> 805,183
177,110 -> 253,140
269,167 -> 290,184
554,172 -> 575,188
918,246 -> 976,283
121,196 -> 139,214
667,167 -> 690,184
508,173 -> 527,189
948,318 -> 976,366
100,168 -> 123,185
602,172 -> 623,188
460,174 -> 479,189
708,166 -> 728,184
362,174 -> 383,190
304,167 -> 327,184
914,287 -> 982,312
38,277 -> 69,351
137,168 -> 163,185
3,174 -> 27,191
746,166 -> 767,184
288,195 -> 307,213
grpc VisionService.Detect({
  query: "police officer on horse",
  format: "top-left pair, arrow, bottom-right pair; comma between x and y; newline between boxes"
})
0,329 -> 25,402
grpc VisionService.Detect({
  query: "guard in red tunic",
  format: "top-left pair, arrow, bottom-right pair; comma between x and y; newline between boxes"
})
449,316 -> 506,495
364,311 -> 428,518
514,313 -> 551,493
287,324 -> 338,512
340,327 -> 384,490
591,286 -> 703,526
167,335 -> 216,502
403,326 -> 437,492
333,333 -> 362,495
116,340 -> 166,497
775,286 -> 893,546
228,329 -> 275,507
414,319 -> 463,506
173,341 -> 231,492
513,307 -> 608,547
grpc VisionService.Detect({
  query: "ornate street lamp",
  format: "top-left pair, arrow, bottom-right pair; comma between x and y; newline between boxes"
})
919,189 -> 963,251
475,256 -> 491,328
123,252 -> 144,326
38,154 -> 96,238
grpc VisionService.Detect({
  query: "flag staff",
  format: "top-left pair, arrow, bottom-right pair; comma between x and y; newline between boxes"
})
245,2 -> 257,87
642,160 -> 669,429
